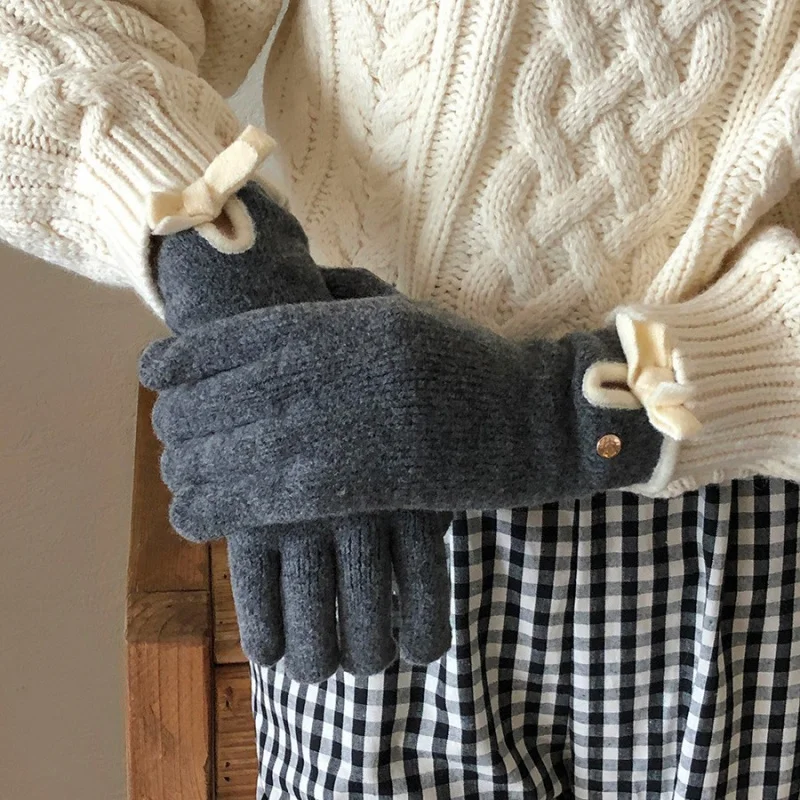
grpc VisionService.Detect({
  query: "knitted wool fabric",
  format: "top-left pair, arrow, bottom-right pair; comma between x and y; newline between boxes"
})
619,225 -> 800,497
0,0 -> 282,312
1,1 -> 799,332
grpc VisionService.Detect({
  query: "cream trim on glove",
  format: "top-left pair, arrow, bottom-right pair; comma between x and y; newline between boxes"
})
583,318 -> 701,442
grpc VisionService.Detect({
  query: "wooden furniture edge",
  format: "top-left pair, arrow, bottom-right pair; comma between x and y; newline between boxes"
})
126,591 -> 214,800
128,386 -> 209,595
126,384 -> 215,800
215,664 -> 258,800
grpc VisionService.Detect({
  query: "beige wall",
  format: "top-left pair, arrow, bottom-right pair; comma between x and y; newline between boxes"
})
0,248 -> 164,800
0,48 -> 270,800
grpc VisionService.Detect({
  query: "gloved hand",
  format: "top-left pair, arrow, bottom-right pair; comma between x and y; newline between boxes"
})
150,219 -> 800,539
145,273 -> 667,535
141,180 -> 452,683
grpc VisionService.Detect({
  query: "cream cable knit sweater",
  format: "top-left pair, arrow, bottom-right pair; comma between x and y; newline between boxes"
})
0,0 -> 797,331
0,0 -> 799,492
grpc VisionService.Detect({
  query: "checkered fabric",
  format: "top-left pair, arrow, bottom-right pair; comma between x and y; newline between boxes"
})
251,478 -> 800,799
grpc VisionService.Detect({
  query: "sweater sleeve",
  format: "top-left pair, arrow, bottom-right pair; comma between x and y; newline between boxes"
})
0,0 -> 285,315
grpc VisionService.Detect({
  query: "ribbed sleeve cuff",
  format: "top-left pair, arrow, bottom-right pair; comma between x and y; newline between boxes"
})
76,86 -> 244,317
617,226 -> 800,496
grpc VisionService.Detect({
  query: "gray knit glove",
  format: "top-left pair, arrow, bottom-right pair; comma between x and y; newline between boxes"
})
144,179 -> 664,530
149,293 -> 664,532
141,181 -> 451,682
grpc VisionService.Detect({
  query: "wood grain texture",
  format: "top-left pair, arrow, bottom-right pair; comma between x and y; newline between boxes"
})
211,541 -> 247,664
216,665 -> 259,800
127,385 -> 261,800
126,592 -> 213,800
127,385 -> 215,800
127,592 -> 210,645
129,385 -> 209,595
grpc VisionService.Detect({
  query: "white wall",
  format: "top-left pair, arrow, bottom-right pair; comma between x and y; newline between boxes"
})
0,45 -> 270,800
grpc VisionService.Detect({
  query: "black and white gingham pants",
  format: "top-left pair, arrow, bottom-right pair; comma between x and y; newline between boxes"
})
251,478 -> 800,798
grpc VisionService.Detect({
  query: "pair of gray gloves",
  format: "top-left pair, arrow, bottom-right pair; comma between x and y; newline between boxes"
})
140,182 -> 663,682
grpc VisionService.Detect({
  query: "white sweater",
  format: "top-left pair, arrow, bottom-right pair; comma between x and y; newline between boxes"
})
0,0 -> 797,334
1,0 -> 799,494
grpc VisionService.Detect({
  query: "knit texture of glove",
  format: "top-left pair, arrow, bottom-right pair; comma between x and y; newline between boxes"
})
610,225 -> 800,497
147,281 -> 666,536
141,181 -> 452,683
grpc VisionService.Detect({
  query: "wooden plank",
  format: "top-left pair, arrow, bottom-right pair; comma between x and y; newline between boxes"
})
211,541 -> 247,664
126,592 -> 213,800
215,664 -> 258,800
129,385 -> 209,595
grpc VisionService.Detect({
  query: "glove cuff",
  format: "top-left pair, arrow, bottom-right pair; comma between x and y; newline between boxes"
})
617,226 -> 800,496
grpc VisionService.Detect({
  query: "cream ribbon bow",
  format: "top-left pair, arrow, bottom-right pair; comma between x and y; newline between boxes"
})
147,125 -> 277,235
582,312 -> 702,441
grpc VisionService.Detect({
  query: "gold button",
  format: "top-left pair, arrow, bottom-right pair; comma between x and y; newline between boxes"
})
597,434 -> 622,459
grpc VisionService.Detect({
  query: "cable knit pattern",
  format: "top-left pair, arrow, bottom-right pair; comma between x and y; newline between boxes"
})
351,0 -> 439,289
260,0 -> 800,338
481,1 -> 735,335
0,0 -> 282,313
1,0 -> 799,332
266,0 -> 440,290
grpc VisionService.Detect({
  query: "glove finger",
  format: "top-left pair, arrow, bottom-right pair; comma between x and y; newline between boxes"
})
321,267 -> 396,300
391,510 -> 453,665
138,336 -> 179,390
227,532 -> 285,667
149,358 -> 291,445
145,294 -> 414,441
154,363 -> 343,457
332,514 -> 398,676
138,304 -> 322,390
169,470 -> 403,538
159,402 -> 343,489
148,333 -> 366,446
138,292 -> 403,392
280,523 -> 340,683
151,386 -> 204,445
143,267 -> 394,391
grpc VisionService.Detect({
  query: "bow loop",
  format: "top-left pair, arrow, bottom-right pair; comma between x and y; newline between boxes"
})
147,125 -> 277,236
582,314 -> 702,441
616,314 -> 702,441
